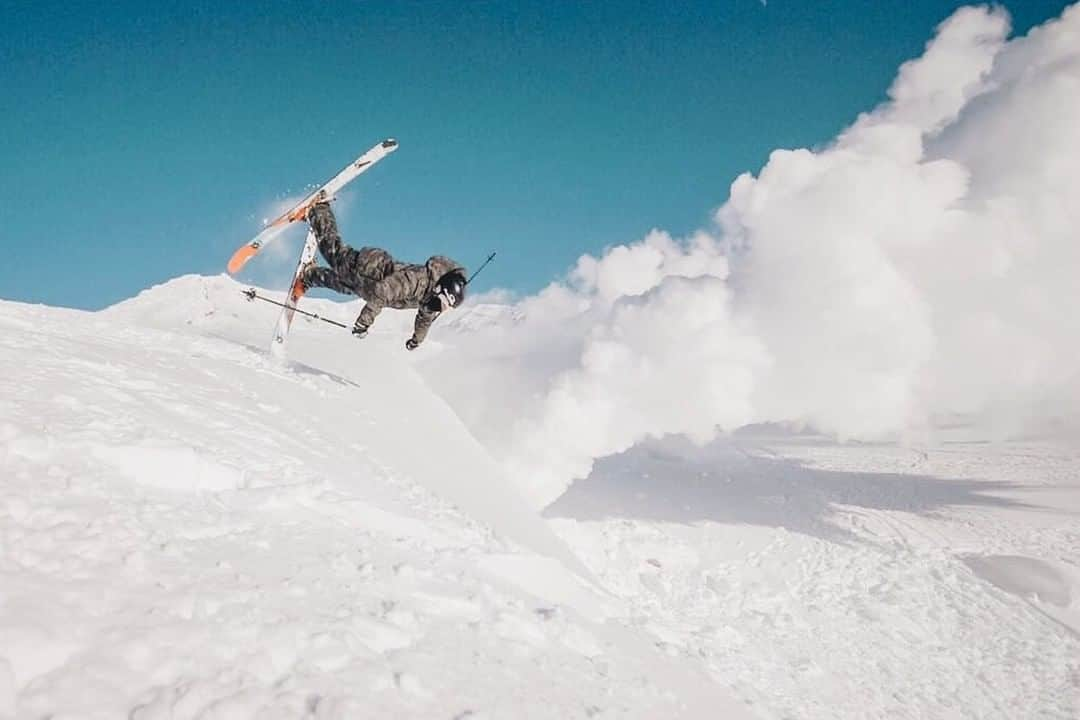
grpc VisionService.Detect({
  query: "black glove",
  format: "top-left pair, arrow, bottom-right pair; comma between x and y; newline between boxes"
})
405,337 -> 419,351
422,294 -> 443,314
352,323 -> 369,339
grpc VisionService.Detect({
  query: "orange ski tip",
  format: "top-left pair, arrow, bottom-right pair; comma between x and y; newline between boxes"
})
227,244 -> 259,274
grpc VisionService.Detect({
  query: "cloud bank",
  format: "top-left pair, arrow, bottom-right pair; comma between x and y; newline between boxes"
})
421,4 -> 1080,507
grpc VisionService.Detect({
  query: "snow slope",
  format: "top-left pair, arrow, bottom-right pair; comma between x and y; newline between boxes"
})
0,276 -> 755,719
544,433 -> 1080,718
3,274 -> 1079,718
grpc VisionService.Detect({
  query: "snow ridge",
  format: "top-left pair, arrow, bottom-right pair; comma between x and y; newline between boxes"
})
0,277 -> 753,719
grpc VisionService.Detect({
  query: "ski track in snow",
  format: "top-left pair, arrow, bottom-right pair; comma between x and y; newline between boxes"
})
1,274 -> 1078,718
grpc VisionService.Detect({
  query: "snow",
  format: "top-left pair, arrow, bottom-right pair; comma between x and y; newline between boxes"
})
2,274 -> 1078,718
0,276 -> 750,719
545,434 -> 1080,718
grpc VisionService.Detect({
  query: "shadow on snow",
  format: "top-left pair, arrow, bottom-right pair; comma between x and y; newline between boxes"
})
544,434 -> 1031,543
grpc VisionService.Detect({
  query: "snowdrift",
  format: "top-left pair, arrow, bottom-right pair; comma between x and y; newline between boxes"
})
0,276 -> 756,719
104,274 -> 580,573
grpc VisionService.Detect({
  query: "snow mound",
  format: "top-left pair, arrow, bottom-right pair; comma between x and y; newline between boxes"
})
0,282 -> 756,718
104,273 -> 583,572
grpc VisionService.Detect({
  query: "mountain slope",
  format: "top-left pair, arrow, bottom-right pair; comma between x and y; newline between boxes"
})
0,276 -> 756,719
4,275 -> 1079,719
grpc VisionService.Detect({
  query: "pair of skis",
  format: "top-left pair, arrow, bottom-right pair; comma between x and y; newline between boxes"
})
227,138 -> 399,356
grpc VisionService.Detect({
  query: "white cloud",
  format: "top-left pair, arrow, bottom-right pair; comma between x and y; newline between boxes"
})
422,3 -> 1080,507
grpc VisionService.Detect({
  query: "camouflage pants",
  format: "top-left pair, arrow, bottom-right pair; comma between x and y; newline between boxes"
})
304,203 -> 394,298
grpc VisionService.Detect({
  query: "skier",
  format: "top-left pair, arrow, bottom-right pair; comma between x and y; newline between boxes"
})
298,201 -> 467,350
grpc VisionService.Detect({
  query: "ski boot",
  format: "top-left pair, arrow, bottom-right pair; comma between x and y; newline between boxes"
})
302,190 -> 336,224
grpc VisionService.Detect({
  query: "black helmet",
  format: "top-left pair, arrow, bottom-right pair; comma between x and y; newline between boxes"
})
436,270 -> 467,309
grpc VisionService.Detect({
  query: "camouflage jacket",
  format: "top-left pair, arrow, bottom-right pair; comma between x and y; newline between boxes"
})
353,251 -> 465,344
304,203 -> 464,345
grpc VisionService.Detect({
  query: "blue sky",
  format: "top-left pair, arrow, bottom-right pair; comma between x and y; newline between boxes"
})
1,0 -> 1071,309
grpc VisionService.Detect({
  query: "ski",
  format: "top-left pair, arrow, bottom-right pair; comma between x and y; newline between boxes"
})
226,138 -> 399,275
269,228 -> 321,358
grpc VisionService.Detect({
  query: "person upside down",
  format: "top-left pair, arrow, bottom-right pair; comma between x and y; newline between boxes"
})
298,201 -> 467,351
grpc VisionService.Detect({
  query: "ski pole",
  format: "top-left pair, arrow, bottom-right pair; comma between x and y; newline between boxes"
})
241,288 -> 349,330
467,252 -> 496,285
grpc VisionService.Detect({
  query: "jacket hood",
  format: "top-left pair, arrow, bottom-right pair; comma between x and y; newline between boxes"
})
426,256 -> 466,286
